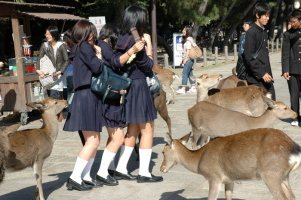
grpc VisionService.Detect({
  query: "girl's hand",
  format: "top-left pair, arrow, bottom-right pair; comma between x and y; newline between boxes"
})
36,70 -> 45,78
142,33 -> 151,46
94,45 -> 102,59
130,41 -> 145,54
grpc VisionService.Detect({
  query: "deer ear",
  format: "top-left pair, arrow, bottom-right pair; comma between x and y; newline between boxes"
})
166,132 -> 173,145
1,123 -> 21,136
208,88 -> 220,96
190,75 -> 196,82
26,101 -> 44,110
180,132 -> 191,145
236,81 -> 247,87
262,95 -> 275,108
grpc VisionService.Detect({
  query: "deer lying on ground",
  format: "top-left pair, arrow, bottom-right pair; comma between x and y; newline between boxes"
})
0,124 -> 21,183
153,64 -> 179,104
205,85 -> 270,117
4,98 -> 68,200
160,129 -> 301,200
188,96 -> 297,149
192,74 -> 223,102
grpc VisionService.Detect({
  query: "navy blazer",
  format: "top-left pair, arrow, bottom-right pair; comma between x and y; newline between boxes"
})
282,28 -> 301,75
69,41 -> 103,90
244,23 -> 273,83
115,34 -> 153,79
97,40 -> 123,70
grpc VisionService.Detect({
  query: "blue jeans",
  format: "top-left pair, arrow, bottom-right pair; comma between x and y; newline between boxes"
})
182,59 -> 195,86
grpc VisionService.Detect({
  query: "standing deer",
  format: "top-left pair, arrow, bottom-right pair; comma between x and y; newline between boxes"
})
188,96 -> 297,149
5,98 -> 68,200
161,129 -> 301,200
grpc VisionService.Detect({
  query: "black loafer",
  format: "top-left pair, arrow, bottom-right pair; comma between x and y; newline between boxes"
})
115,171 -> 137,180
96,174 -> 119,186
137,174 -> 163,183
108,169 -> 115,177
83,179 -> 103,188
66,178 -> 93,191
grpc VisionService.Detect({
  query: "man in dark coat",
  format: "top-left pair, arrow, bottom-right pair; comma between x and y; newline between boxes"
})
244,3 -> 275,100
282,9 -> 301,126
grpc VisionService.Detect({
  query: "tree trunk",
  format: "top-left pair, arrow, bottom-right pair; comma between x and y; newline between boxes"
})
222,0 -> 257,48
208,0 -> 237,53
268,0 -> 282,40
275,0 -> 286,40
193,0 -> 209,42
114,1 -> 125,25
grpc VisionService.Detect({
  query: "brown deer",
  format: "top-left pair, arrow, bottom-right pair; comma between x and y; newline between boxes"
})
0,123 -> 21,183
153,64 -> 179,104
205,85 -> 271,117
160,129 -> 301,200
192,74 -> 223,102
4,98 -> 68,200
154,87 -> 171,134
216,74 -> 247,89
188,96 -> 297,149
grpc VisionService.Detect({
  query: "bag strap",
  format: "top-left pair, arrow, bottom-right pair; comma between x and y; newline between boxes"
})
186,38 -> 196,46
253,32 -> 264,59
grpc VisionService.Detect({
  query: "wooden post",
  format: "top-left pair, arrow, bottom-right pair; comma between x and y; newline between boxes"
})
276,38 -> 279,51
203,48 -> 207,67
267,40 -> 270,52
11,13 -> 27,112
215,47 -> 218,65
270,40 -> 274,52
224,46 -> 228,63
163,53 -> 169,68
234,44 -> 237,62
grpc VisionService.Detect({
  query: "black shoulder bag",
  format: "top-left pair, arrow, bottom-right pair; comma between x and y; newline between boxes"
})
236,33 -> 264,80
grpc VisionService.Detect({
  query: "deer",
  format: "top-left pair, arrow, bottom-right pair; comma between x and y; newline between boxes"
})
205,85 -> 271,117
0,123 -> 21,183
152,64 -> 179,104
192,74 -> 223,102
4,98 -> 68,200
160,129 -> 301,200
216,74 -> 247,89
188,95 -> 297,149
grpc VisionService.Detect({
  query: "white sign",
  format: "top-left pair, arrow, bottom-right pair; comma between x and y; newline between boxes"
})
89,16 -> 106,36
173,33 -> 183,67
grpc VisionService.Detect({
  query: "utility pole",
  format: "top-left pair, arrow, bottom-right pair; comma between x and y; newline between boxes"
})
151,0 -> 157,64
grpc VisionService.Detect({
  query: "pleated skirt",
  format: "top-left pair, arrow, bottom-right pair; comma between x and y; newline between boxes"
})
63,88 -> 102,132
125,78 -> 157,123
101,98 -> 126,128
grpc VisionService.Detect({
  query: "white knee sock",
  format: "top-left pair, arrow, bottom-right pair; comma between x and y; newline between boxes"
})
81,158 -> 94,181
97,148 -> 116,178
116,145 -> 134,174
138,149 -> 152,177
70,157 -> 89,184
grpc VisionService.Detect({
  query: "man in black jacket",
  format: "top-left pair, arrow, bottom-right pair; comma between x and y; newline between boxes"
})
244,3 -> 275,100
282,9 -> 301,126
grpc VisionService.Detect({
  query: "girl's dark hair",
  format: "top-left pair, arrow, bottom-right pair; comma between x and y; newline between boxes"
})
290,9 -> 301,21
46,26 -> 60,41
182,25 -> 193,45
253,3 -> 271,19
98,23 -> 119,50
63,29 -> 73,49
71,20 -> 97,46
119,5 -> 147,36
243,20 -> 253,26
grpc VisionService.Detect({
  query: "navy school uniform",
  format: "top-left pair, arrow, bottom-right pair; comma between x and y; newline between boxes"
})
115,34 -> 157,123
97,40 -> 126,128
63,41 -> 104,132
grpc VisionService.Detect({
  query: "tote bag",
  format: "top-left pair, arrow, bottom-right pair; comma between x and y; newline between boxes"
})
39,55 -> 58,88
187,38 -> 202,60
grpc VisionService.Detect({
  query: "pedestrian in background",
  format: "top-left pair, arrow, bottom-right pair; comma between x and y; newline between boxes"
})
238,20 -> 253,58
176,25 -> 196,94
64,20 -> 103,191
282,9 -> 301,126
244,3 -> 275,100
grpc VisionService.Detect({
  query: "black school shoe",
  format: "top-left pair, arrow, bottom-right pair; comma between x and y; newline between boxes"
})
66,178 -> 93,191
137,174 -> 163,183
115,171 -> 137,180
96,174 -> 119,186
108,169 -> 115,177
83,179 -> 103,188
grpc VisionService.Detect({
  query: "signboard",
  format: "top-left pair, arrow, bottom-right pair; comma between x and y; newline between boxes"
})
173,33 -> 183,68
89,16 -> 106,36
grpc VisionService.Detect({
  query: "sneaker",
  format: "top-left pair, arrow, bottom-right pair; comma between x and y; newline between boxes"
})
291,121 -> 299,126
176,88 -> 186,94
188,87 -> 196,93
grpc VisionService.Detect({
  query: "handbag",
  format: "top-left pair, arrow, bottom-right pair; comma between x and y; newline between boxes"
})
146,71 -> 160,98
187,38 -> 202,60
39,54 -> 58,88
236,33 -> 264,80
91,65 -> 132,103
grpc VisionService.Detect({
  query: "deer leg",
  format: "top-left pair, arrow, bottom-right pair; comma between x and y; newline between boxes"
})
190,128 -> 201,150
34,159 -> 45,200
225,182 -> 234,200
208,180 -> 222,200
196,133 -> 209,148
157,104 -> 172,135
262,174 -> 288,200
281,177 -> 295,200
169,85 -> 175,104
